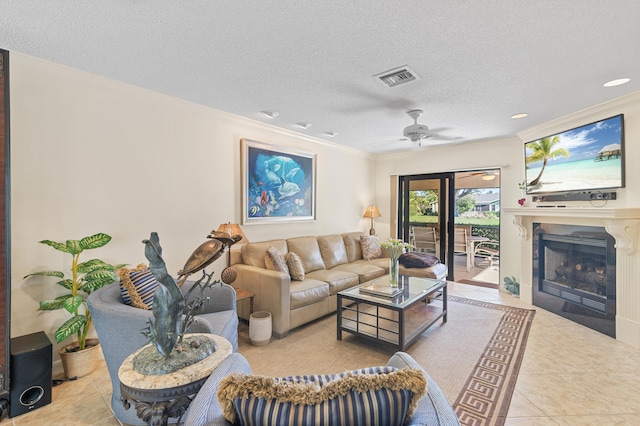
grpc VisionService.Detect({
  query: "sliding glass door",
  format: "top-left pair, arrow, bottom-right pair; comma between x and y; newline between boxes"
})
398,173 -> 456,281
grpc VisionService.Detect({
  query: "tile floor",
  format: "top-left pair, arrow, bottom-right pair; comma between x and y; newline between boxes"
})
2,281 -> 640,425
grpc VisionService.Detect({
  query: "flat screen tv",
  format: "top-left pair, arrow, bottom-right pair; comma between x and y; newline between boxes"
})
524,114 -> 624,195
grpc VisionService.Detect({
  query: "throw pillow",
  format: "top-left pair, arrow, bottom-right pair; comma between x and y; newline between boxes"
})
360,235 -> 382,261
285,251 -> 305,281
118,264 -> 159,310
217,366 -> 427,426
264,246 -> 289,275
399,252 -> 440,268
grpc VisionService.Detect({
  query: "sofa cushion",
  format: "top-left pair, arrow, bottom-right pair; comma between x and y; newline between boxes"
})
217,366 -> 427,426
360,235 -> 382,261
241,240 -> 288,268
285,251 -> 305,281
317,234 -> 349,269
265,246 -> 289,274
117,264 -> 158,310
290,279 -> 330,309
334,262 -> 386,283
399,262 -> 448,281
399,252 -> 440,268
287,236 -> 326,273
306,269 -> 360,294
354,256 -> 390,273
342,231 -> 365,263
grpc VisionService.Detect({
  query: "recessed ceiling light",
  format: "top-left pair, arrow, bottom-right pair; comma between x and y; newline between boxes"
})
295,122 -> 312,129
323,132 -> 337,137
603,78 -> 630,87
260,110 -> 279,119
511,113 -> 528,119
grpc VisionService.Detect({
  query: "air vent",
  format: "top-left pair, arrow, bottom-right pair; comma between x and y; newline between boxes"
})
375,66 -> 419,88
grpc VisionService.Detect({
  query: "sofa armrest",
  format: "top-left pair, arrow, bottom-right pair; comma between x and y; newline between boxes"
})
233,264 -> 291,337
182,281 -> 237,315
387,352 -> 460,425
184,353 -> 252,426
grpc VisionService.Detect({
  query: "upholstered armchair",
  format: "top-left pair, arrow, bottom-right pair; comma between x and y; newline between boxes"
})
87,281 -> 238,426
184,351 -> 460,426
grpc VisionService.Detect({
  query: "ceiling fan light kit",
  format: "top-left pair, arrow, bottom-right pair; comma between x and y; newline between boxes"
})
403,109 -> 435,146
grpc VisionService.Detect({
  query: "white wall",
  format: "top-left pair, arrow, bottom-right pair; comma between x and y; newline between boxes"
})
9,53 -> 375,350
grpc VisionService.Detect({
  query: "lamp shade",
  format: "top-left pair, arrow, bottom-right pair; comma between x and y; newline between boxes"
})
215,223 -> 249,245
362,205 -> 381,219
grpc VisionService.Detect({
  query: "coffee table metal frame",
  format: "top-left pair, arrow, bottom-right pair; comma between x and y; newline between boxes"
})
337,275 -> 447,351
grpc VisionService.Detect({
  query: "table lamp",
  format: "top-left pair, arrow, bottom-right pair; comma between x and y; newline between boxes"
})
362,205 -> 381,235
214,222 -> 249,284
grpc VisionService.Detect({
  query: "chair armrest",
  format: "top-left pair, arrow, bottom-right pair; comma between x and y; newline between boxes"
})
182,281 -> 237,315
387,352 -> 460,425
184,353 -> 252,426
233,264 -> 291,337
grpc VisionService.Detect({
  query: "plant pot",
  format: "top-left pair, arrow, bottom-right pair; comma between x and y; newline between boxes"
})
58,338 -> 101,379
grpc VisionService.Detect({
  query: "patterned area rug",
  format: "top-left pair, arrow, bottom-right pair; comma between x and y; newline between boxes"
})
238,295 -> 535,426
450,296 -> 535,425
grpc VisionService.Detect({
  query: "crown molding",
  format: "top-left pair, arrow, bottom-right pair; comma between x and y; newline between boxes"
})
517,90 -> 640,143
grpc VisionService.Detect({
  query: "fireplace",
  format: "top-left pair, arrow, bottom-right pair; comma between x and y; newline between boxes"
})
532,223 -> 616,337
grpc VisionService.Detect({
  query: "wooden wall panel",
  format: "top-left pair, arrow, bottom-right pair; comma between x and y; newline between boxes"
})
0,49 -> 9,402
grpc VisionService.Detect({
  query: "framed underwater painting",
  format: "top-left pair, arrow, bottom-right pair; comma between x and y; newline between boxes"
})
242,139 -> 316,224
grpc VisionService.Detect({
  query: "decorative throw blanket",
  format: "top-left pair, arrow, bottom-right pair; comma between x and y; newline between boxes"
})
399,252 -> 440,268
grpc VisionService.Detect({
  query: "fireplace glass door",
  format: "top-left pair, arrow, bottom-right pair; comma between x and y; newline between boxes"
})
533,224 -> 616,337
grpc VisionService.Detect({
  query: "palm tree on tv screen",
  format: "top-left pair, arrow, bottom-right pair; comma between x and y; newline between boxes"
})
526,136 -> 570,186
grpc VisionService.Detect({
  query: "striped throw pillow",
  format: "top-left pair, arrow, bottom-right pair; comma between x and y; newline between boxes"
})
118,264 -> 159,310
217,366 -> 427,426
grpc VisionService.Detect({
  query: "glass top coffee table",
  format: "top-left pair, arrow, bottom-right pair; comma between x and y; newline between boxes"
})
337,274 -> 447,351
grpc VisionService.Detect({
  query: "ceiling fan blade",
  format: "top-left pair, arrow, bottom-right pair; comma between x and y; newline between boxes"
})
460,172 -> 484,178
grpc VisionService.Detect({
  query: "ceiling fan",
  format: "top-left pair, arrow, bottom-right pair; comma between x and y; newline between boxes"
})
461,171 -> 498,181
402,109 -> 456,147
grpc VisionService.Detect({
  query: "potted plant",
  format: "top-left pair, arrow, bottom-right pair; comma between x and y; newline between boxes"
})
503,276 -> 520,297
24,233 -> 121,378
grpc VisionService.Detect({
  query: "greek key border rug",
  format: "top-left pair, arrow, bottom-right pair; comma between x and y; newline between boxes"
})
238,295 -> 536,426
449,296 -> 535,426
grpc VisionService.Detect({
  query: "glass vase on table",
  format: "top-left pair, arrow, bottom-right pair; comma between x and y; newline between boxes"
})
389,258 -> 400,288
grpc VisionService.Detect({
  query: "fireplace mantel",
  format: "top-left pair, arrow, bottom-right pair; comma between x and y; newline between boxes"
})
504,206 -> 640,348
503,207 -> 640,254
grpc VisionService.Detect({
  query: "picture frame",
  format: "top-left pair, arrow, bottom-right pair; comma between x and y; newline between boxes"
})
242,138 -> 316,224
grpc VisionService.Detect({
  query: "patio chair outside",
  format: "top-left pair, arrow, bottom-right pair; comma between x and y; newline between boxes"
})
411,226 -> 440,259
474,240 -> 500,267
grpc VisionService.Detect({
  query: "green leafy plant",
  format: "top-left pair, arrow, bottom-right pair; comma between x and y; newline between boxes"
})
503,276 -> 520,296
24,233 -> 122,351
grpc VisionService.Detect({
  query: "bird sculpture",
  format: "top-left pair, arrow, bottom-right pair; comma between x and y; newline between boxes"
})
142,232 -> 185,357
176,231 -> 243,286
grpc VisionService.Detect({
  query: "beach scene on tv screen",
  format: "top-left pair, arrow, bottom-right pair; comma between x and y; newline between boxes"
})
525,115 -> 623,194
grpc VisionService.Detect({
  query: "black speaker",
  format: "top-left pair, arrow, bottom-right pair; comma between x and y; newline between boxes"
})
9,331 -> 52,417
532,190 -> 617,202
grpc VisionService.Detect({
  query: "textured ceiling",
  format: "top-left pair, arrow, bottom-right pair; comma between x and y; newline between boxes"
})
1,1 -> 639,153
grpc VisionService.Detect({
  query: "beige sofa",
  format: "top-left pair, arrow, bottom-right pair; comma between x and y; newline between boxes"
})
230,232 -> 448,338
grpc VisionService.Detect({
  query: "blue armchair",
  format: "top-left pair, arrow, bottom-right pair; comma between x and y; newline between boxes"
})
183,351 -> 460,426
87,281 -> 238,426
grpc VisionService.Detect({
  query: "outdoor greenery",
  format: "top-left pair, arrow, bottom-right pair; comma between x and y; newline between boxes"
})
407,188 -> 499,240
409,215 -> 500,227
456,194 -> 476,214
